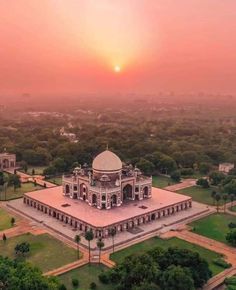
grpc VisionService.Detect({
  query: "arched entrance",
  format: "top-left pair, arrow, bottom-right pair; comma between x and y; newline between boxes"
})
65,184 -> 70,194
3,159 -> 9,169
92,194 -> 97,206
123,184 -> 133,201
80,183 -> 88,200
143,186 -> 149,198
111,194 -> 117,207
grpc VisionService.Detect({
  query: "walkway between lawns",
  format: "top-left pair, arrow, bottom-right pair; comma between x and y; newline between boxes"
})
164,178 -> 196,191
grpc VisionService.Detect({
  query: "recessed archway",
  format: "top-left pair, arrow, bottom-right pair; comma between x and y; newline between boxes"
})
92,194 -> 97,206
111,194 -> 117,207
123,184 -> 133,201
65,184 -> 70,194
143,186 -> 149,198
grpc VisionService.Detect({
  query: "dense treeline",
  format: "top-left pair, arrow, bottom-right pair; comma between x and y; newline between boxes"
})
98,247 -> 212,290
0,106 -> 236,178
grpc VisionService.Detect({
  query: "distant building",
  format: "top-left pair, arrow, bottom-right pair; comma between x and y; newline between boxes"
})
60,128 -> 78,143
219,163 -> 234,174
0,152 -> 16,170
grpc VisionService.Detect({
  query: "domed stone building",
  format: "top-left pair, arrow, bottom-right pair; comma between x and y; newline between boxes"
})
62,150 -> 152,209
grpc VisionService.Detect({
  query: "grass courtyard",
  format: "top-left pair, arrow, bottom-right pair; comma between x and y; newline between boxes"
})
111,237 -> 225,276
0,182 -> 42,201
0,207 -> 17,231
59,264 -> 112,290
46,176 -> 62,185
176,185 -> 225,205
190,213 -> 236,245
0,233 -> 78,272
152,175 -> 178,188
27,166 -> 47,175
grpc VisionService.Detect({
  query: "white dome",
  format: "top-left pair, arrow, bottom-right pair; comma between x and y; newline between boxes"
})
92,150 -> 122,172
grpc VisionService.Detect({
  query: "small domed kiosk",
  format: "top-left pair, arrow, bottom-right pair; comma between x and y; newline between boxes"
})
62,149 -> 152,209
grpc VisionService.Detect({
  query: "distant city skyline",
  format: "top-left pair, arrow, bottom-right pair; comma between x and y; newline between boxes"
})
1,0 -> 236,97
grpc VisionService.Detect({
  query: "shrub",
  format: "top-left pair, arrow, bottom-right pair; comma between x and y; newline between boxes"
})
228,222 -> 236,229
72,278 -> 79,287
213,258 -> 232,269
90,282 -> 97,289
225,276 -> 236,285
98,272 -> 110,284
58,284 -> 67,290
180,168 -> 194,176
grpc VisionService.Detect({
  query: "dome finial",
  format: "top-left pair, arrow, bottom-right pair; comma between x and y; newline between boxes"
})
106,143 -> 109,150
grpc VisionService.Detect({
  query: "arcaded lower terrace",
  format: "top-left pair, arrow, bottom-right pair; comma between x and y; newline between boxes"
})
23,186 -> 192,238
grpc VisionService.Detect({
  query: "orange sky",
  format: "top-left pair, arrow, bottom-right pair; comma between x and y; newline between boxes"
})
0,0 -> 236,97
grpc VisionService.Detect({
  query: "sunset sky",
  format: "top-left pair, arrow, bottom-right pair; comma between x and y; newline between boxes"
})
0,0 -> 236,97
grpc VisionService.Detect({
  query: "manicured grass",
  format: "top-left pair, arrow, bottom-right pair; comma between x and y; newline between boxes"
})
46,176 -> 62,185
190,213 -> 236,245
152,175 -> 178,188
0,208 -> 17,231
0,233 -> 78,272
177,186 -> 225,205
27,166 -> 47,175
111,237 -> 224,276
0,182 -> 42,201
229,206 -> 236,212
59,264 -> 113,290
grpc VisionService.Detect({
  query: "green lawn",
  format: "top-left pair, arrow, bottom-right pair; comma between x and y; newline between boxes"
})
59,264 -> 113,290
229,206 -> 236,212
46,176 -> 62,185
27,166 -> 47,175
0,233 -> 78,272
0,182 -> 42,201
177,186 -> 225,205
0,208 -> 17,231
152,175 -> 178,189
111,237 -> 225,276
190,213 -> 236,245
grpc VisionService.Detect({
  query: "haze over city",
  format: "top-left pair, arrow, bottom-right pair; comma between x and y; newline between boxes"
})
1,0 -> 236,98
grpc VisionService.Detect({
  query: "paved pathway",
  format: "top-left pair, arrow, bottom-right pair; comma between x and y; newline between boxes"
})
164,178 -> 196,191
4,168 -> 56,188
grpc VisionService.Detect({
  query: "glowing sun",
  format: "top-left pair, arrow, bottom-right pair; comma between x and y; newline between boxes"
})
114,65 -> 121,73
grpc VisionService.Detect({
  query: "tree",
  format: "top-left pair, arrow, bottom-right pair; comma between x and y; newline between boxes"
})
223,194 -> 228,212
85,229 -> 94,264
230,194 -> 235,210
90,282 -> 97,289
215,193 -> 221,212
196,178 -> 209,188
226,230 -> 236,247
11,217 -> 15,227
43,166 -> 57,176
199,162 -> 211,175
0,256 -> 60,290
74,234 -> 81,260
136,158 -> 155,175
158,155 -> 177,174
32,168 -> 35,175
209,171 -> 225,186
8,174 -> 21,191
2,233 -> 7,243
181,151 -> 197,168
170,170 -> 181,182
15,242 -> 30,257
97,238 -> 105,264
224,179 -> 236,195
72,278 -> 79,288
160,265 -> 194,290
211,190 -> 216,205
110,228 -> 116,253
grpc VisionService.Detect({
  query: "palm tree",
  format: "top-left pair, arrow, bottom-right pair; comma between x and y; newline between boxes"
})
223,194 -> 228,213
211,190 -> 216,206
110,228 -> 116,253
230,194 -> 235,210
74,234 -> 81,259
97,238 -> 105,264
215,193 -> 221,213
85,229 -> 94,264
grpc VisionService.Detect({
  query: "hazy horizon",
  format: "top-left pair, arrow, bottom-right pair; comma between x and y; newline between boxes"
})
1,0 -> 236,97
